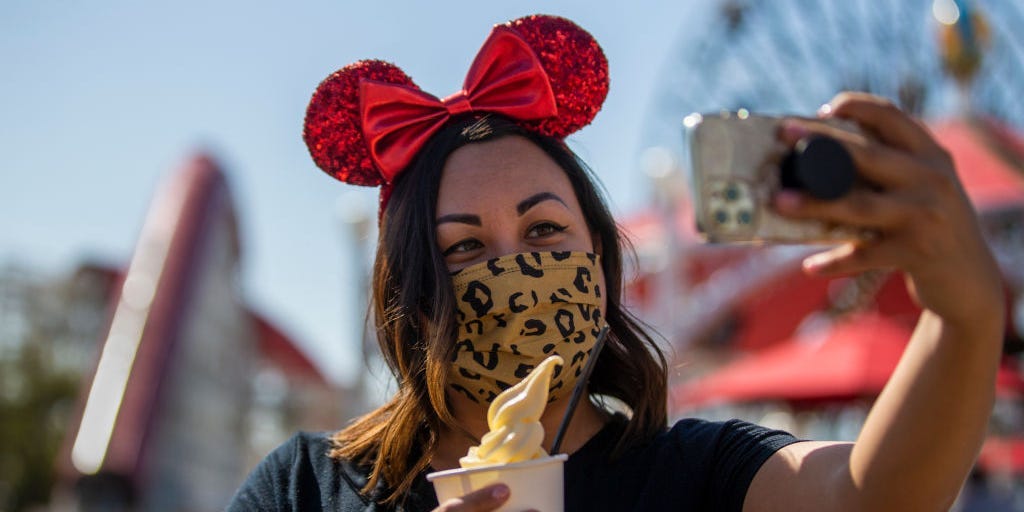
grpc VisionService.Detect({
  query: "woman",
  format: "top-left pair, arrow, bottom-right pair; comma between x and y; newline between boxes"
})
228,14 -> 1005,512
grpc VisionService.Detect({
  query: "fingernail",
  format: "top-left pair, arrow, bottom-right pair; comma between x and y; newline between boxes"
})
817,103 -> 833,117
492,486 -> 509,500
780,120 -> 810,140
774,190 -> 802,212
803,253 -> 830,271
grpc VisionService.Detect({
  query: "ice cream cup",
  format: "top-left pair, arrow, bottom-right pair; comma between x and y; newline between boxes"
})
427,454 -> 568,512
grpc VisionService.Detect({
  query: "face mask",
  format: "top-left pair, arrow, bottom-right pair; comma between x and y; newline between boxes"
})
448,251 -> 607,404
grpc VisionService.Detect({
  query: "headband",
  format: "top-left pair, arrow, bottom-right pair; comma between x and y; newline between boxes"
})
302,14 -> 609,211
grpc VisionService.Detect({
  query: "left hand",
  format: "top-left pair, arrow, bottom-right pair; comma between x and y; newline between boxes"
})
773,92 -> 1004,328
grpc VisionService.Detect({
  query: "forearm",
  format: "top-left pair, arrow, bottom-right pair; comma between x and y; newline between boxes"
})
749,94 -> 1010,512
848,306 -> 1004,510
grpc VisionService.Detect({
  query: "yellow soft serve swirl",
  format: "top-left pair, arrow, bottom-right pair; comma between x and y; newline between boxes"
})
459,355 -> 563,468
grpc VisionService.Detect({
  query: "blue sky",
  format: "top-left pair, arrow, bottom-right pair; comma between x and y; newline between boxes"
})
0,1 -> 699,385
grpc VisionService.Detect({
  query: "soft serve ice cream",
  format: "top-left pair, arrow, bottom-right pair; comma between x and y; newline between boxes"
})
459,355 -> 563,468
429,354 -> 569,511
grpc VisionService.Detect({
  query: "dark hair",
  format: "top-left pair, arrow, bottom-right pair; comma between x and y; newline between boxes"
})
330,115 -> 668,504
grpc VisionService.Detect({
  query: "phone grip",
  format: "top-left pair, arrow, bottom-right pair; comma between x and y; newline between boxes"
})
780,135 -> 855,200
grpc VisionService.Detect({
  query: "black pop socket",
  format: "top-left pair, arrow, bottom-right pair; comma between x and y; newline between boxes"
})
780,135 -> 855,200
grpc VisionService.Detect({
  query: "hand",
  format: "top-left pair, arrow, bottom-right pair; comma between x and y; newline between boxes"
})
773,92 -> 1004,329
433,484 -> 523,512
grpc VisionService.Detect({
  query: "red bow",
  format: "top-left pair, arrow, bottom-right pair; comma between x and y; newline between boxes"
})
359,26 -> 558,183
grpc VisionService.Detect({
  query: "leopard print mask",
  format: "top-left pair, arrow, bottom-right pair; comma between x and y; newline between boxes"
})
448,251 -> 607,404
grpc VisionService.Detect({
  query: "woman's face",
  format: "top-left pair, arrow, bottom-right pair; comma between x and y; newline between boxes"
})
436,135 -> 596,273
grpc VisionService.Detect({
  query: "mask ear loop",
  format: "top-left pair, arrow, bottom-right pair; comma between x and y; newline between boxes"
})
550,324 -> 610,454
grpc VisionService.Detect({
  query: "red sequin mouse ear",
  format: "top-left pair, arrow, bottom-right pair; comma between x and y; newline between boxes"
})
303,60 -> 417,186
505,15 -> 610,139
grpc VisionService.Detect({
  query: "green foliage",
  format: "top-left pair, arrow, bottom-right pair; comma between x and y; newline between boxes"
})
0,344 -> 80,512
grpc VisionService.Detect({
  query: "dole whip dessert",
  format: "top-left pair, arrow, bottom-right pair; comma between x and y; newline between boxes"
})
459,355 -> 563,468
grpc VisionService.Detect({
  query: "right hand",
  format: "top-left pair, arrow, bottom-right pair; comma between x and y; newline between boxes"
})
433,484 -> 520,512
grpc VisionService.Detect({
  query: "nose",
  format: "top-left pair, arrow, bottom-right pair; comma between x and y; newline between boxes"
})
490,236 -> 527,261
487,221 -> 531,260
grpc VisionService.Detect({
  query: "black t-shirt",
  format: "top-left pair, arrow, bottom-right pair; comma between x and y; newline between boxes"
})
226,415 -> 799,511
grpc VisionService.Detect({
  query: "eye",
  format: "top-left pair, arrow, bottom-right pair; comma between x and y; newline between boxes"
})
527,222 -> 568,238
442,238 -> 482,256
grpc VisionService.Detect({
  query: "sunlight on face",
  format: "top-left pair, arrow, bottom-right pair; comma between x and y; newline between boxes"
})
435,136 -> 595,272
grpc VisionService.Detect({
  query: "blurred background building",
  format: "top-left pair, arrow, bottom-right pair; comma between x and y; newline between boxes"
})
623,1 -> 1024,510
1,156 -> 357,511
2,0 -> 1024,511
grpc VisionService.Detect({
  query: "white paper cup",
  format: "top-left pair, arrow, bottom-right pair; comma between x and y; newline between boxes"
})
427,454 -> 568,512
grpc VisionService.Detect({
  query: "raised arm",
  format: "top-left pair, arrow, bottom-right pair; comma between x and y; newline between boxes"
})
744,92 -> 1006,512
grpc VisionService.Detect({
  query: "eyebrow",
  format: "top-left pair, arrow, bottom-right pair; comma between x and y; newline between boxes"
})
436,213 -> 481,226
435,192 -> 567,226
516,192 -> 567,216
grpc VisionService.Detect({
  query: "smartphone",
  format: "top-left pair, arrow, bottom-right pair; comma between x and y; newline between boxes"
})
684,111 -> 869,244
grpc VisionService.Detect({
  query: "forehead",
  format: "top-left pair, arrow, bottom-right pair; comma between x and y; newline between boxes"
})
436,136 -> 579,215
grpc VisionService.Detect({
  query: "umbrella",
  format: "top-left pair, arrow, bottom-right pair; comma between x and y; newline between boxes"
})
674,312 -> 1024,410
673,313 -> 912,408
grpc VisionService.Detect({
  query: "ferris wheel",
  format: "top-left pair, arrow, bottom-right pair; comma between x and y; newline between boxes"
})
633,0 -> 1024,350
643,0 -> 1024,154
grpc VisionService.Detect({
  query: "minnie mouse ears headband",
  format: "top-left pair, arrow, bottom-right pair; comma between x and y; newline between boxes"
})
302,14 -> 609,211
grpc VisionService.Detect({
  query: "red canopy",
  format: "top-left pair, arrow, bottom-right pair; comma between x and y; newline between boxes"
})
933,119 -> 1024,211
674,312 -> 1024,410
979,437 -> 1024,475
673,313 -> 912,408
